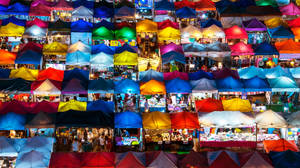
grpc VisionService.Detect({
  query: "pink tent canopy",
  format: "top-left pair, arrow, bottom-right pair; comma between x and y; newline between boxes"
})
164,71 -> 189,80
0,0 -> 10,6
26,18 -> 48,28
160,42 -> 184,55
225,25 -> 248,39
31,0 -> 54,7
158,19 -> 179,30
279,3 -> 300,16
51,0 -> 73,11
230,42 -> 254,56
0,101 -> 35,114
212,68 -> 240,79
29,4 -> 51,16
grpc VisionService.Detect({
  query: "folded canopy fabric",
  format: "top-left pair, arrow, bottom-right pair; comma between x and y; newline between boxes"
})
5,2 -> 29,15
80,152 -> 115,168
43,42 -> 68,55
155,0 -> 175,11
242,18 -> 267,31
51,0 -> 73,11
114,51 -> 138,66
64,68 -> 89,82
114,79 -> 140,94
190,78 -> 217,93
158,27 -> 181,41
268,26 -> 294,39
254,42 -> 279,55
25,112 -> 55,128
87,100 -> 114,113
71,19 -> 93,32
199,111 -> 254,127
15,150 -> 49,168
269,150 -> 300,167
0,137 -> 18,157
115,27 -> 136,40
58,100 -> 87,112
0,78 -> 32,93
23,25 -> 47,38
162,51 -> 186,65
94,6 -> 114,18
62,78 -> 88,94
166,78 -> 192,93
72,6 -> 93,18
268,76 -> 299,92
158,19 -> 179,30
222,98 -> 252,112
202,24 -> 225,39
31,79 -> 61,95
56,110 -> 114,128
216,77 -> 244,92
171,112 -> 200,129
9,67 -> 38,81
29,3 -> 51,16
0,49 -> 16,64
176,7 -> 197,18
115,111 -> 142,128
37,68 -> 64,82
195,98 -> 224,112
139,69 -> 164,82
224,25 -> 248,39
188,70 -> 214,80
275,39 -> 300,59
243,77 -> 271,92
92,26 -> 114,40
0,23 -> 25,36
279,2 -> 300,15
15,50 -> 42,65
88,78 -> 114,93
140,80 -> 166,95
142,111 -> 171,129
0,112 -> 25,130
230,42 -> 254,55
49,152 -> 81,168
136,19 -> 158,33
255,110 -> 287,128
164,71 -> 189,80
213,68 -> 240,79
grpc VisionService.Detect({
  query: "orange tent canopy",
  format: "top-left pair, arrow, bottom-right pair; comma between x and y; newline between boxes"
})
37,68 -> 64,82
195,0 -> 216,11
140,80 -> 166,95
0,49 -> 16,64
291,27 -> 300,39
275,39 -> 300,54
225,25 -> 248,39
170,112 -> 200,129
263,139 -> 299,153
195,98 -> 224,112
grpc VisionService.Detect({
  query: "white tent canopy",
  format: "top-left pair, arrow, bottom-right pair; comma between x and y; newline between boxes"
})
199,111 -> 255,127
67,40 -> 91,53
33,79 -> 61,95
181,25 -> 202,43
23,25 -> 47,38
255,110 -> 287,128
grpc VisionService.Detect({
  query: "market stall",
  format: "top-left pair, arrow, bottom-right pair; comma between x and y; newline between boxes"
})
242,18 -> 269,44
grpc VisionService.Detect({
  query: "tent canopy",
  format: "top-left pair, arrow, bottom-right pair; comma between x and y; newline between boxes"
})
190,78 -> 217,93
23,25 -> 47,38
49,152 -> 81,168
176,7 -> 197,18
63,68 -> 89,82
31,79 -> 61,95
202,24 -> 225,39
243,77 -> 271,92
140,80 -> 166,95
19,42 -> 43,53
114,6 -> 135,18
25,112 -> 55,128
158,19 -> 179,30
0,78 -> 32,93
238,66 -> 266,79
242,18 -> 267,31
268,76 -> 299,92
80,152 -> 115,168
71,19 -> 93,32
279,2 -> 300,15
155,0 -> 175,11
29,3 -> 51,16
51,0 -> 73,11
147,152 -> 177,168
179,151 -> 208,168
166,78 -> 192,93
287,17 -> 300,28
114,50 -> 138,66
92,43 -> 114,55
158,27 -> 181,41
275,39 -> 300,60
269,150 -> 300,167
94,6 -> 114,18
88,78 -> 114,93
15,150 -> 49,168
225,25 -> 248,39
142,111 -> 171,129
43,42 -> 68,55
136,19 -> 158,33
162,51 -> 186,65
66,50 -> 90,65
171,112 -> 200,129
87,100 -> 114,113
264,65 -> 293,79
48,19 -> 70,31
0,49 -> 16,64
9,67 -> 38,81
115,26 -> 136,40
115,111 -> 142,128
160,42 -> 184,55
5,2 -> 29,15
268,26 -> 294,39
256,110 -> 287,128
216,77 -> 244,92
26,18 -> 48,28
254,42 -> 279,55
213,68 -> 240,79
0,112 -> 25,130
188,70 -> 214,80
195,98 -> 224,112
230,42 -> 254,56
37,68 -> 64,82
139,69 -> 164,82
239,151 -> 273,168
114,79 -> 140,94
15,50 -> 42,65
207,151 -> 240,168
116,152 -> 145,168
264,140 -> 298,153
201,19 -> 222,28
57,100 -> 87,112
72,6 -> 93,17
0,137 -> 18,157
164,71 -> 189,81
222,98 -> 252,112
0,22 -> 25,37
62,78 -> 88,94
2,16 -> 26,26
92,26 -> 114,40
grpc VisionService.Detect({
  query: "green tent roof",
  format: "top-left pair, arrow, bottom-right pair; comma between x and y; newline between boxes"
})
92,26 -> 114,40
255,0 -> 277,7
115,27 -> 136,40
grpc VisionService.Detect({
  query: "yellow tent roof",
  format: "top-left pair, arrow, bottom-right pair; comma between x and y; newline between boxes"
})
158,27 -> 181,42
222,98 -> 252,112
264,17 -> 287,29
138,57 -> 160,72
9,67 -> 39,81
297,0 -> 300,6
181,25 -> 203,39
43,42 -> 68,55
140,80 -> 166,95
58,100 -> 87,112
202,24 -> 225,38
142,111 -> 171,129
136,19 -> 158,33
114,51 -> 138,66
0,23 -> 25,37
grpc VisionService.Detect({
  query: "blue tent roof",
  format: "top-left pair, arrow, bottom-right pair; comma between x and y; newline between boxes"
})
16,150 -> 49,168
208,151 -> 240,167
87,100 -> 114,113
114,6 -> 135,17
88,78 -> 114,93
216,76 -> 244,92
243,77 -> 271,92
166,78 -> 192,93
289,67 -> 300,79
215,0 -> 255,13
269,150 -> 300,168
189,70 -> 214,80
62,78 -> 88,94
0,5 -> 8,14
63,68 -> 89,82
5,2 -> 29,15
94,6 -> 114,18
268,76 -> 299,92
114,79 -> 140,94
0,113 -> 25,130
115,43 -> 137,54
92,43 -> 114,55
115,111 -> 142,128
93,20 -> 115,30
276,0 -> 290,6
155,0 -> 175,11
71,19 -> 93,32
90,52 -> 113,66
238,66 -> 266,79
0,68 -> 11,78
15,50 -> 42,65
162,51 -> 186,65
19,136 -> 54,154
183,42 -> 206,53
201,19 -> 223,28
264,66 -> 293,79
254,42 -> 279,55
66,51 -> 90,65
73,0 -> 94,9
2,16 -> 26,26
175,7 -> 196,18
268,26 -> 294,39
139,69 -> 164,82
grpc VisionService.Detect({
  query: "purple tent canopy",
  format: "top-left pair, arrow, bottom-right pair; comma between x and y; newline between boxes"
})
163,71 -> 189,80
212,68 -> 240,79
0,0 -> 10,6
160,42 -> 184,55
242,18 -> 267,31
62,78 -> 87,94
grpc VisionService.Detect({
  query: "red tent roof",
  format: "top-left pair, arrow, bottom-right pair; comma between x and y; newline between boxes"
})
170,111 -> 200,129
225,25 -> 248,39
26,18 -> 48,28
115,22 -> 135,29
81,152 -> 115,168
158,19 -> 179,30
263,139 -> 299,153
116,152 -> 145,168
174,0 -> 195,9
209,151 -> 239,168
37,68 -> 64,82
179,151 -> 209,168
230,42 -> 254,56
195,0 -> 216,11
287,17 -> 300,28
31,79 -> 62,92
19,42 -> 43,53
49,152 -> 81,168
31,101 -> 59,114
29,4 -> 51,16
0,100 -> 34,115
195,98 -> 224,112
51,0 -> 73,11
